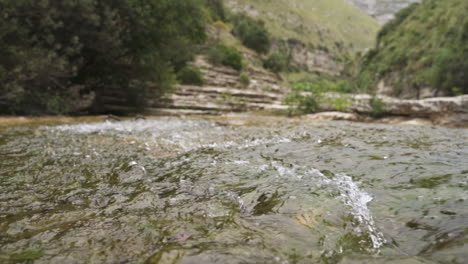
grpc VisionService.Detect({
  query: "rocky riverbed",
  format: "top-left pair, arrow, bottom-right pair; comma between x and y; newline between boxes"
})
0,115 -> 467,263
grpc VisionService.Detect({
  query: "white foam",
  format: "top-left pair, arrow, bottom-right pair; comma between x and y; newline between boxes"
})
267,162 -> 386,250
328,173 -> 386,249
50,119 -> 293,155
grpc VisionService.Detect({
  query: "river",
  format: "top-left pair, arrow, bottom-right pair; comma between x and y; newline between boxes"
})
0,115 -> 467,263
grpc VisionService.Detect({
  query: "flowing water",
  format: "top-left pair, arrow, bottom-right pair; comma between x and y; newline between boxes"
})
0,115 -> 467,264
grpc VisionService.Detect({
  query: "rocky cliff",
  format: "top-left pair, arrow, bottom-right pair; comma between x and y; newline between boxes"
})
346,0 -> 421,24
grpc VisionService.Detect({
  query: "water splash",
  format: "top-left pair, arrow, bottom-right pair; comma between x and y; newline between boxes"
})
50,119 -> 386,250
270,161 -> 386,250
327,173 -> 386,249
50,119 -> 293,154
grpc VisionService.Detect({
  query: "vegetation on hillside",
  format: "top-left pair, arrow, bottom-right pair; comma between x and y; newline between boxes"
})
207,44 -> 243,71
226,0 -> 380,56
359,0 -> 468,97
231,14 -> 272,54
177,66 -> 205,86
263,52 -> 291,73
0,0 -> 209,114
285,80 -> 356,115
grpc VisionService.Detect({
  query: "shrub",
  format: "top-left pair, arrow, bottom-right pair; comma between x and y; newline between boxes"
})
231,14 -> 271,54
46,95 -> 68,115
207,44 -> 243,71
284,80 -> 359,115
203,0 -> 226,21
240,74 -> 250,86
370,97 -> 387,117
285,92 -> 320,115
263,52 -> 289,73
292,80 -> 358,94
177,66 -> 204,85
329,96 -> 351,112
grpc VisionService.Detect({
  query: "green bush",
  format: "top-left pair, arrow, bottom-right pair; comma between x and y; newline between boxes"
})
284,80 -> 360,115
328,96 -> 351,112
46,95 -> 68,115
202,0 -> 226,21
240,74 -> 250,86
263,52 -> 289,73
177,66 -> 204,85
292,80 -> 358,94
370,97 -> 387,117
231,14 -> 271,54
285,92 -> 320,115
207,44 -> 243,71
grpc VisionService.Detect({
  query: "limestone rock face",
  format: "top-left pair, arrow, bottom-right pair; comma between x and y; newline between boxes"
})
378,96 -> 468,117
154,55 -> 288,114
376,73 -> 449,100
278,42 -> 344,76
318,93 -> 468,127
346,0 -> 421,24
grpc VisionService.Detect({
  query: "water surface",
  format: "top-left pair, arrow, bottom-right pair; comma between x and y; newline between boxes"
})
0,116 -> 467,263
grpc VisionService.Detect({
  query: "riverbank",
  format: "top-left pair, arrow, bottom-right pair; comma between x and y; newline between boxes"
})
1,110 -> 467,129
150,91 -> 468,127
1,94 -> 467,128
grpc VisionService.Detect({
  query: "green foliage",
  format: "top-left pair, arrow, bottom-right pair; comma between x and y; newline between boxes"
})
207,44 -> 243,71
285,79 -> 360,115
203,0 -> 226,21
240,74 -> 250,86
293,80 -> 360,95
329,96 -> 351,112
263,52 -> 289,73
370,97 -> 386,118
285,92 -> 320,115
46,95 -> 68,115
0,0 -> 208,115
225,0 -> 380,56
377,3 -> 419,43
177,66 -> 204,86
360,0 -> 468,97
231,14 -> 271,54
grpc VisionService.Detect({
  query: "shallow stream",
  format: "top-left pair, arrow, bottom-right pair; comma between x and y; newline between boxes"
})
0,115 -> 467,263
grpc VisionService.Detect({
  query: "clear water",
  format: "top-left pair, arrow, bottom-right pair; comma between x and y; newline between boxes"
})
0,116 -> 467,263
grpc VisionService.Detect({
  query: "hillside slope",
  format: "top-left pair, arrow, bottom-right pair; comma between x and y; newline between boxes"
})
360,0 -> 468,99
346,0 -> 421,24
226,0 -> 379,55
225,0 -> 379,75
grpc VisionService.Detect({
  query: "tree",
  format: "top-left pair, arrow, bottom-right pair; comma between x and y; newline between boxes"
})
0,0 -> 207,114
